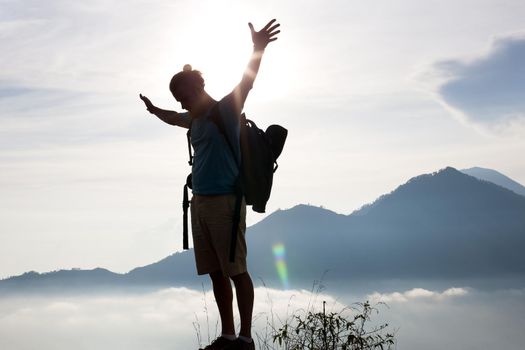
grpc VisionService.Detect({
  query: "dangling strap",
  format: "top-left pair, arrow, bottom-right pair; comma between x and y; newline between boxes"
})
182,183 -> 190,250
208,104 -> 243,262
183,121 -> 193,250
229,191 -> 243,262
186,127 -> 193,166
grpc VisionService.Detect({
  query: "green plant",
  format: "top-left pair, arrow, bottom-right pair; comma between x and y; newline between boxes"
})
192,278 -> 396,350
270,301 -> 395,350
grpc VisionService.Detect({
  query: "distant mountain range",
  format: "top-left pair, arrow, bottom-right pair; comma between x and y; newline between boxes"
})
2,166 -> 524,293
461,167 -> 525,196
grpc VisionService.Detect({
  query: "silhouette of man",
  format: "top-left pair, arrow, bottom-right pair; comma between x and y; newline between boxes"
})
140,19 -> 280,350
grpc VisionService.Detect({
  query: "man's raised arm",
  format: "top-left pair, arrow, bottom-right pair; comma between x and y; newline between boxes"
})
233,19 -> 280,112
139,94 -> 190,128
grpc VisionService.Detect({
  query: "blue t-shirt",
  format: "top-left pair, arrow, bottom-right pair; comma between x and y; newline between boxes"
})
187,93 -> 241,195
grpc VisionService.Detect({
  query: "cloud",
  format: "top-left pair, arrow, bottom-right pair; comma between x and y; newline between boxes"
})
0,287 -> 343,350
428,34 -> 525,129
0,85 -> 38,99
367,287 -> 468,303
0,0 -> 230,149
366,287 -> 525,350
0,0 -> 184,94
2,286 -> 525,350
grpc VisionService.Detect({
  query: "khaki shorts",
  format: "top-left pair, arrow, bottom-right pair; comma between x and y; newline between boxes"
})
190,194 -> 247,277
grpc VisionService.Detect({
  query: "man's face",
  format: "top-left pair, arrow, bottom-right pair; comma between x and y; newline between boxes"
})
173,84 -> 200,112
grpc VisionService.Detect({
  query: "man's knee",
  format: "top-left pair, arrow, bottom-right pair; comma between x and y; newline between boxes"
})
231,271 -> 252,285
210,270 -> 228,283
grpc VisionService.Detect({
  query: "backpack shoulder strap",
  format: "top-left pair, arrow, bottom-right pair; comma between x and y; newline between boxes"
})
186,119 -> 194,166
209,103 -> 244,262
209,103 -> 241,167
183,121 -> 193,250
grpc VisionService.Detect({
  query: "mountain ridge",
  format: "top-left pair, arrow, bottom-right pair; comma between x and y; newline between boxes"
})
461,166 -> 525,196
2,166 -> 525,292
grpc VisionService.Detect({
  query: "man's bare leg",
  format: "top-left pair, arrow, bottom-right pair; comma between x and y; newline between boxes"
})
209,271 -> 235,336
231,272 -> 254,338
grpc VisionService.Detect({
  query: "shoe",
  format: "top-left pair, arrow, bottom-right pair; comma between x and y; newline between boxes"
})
223,338 -> 255,350
199,336 -> 235,350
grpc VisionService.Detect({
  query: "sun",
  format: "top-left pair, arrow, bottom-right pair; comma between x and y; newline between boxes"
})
170,5 -> 252,95
167,2 -> 291,102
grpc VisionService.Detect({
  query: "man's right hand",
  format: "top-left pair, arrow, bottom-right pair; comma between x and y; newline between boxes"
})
140,93 -> 158,114
139,94 -> 189,128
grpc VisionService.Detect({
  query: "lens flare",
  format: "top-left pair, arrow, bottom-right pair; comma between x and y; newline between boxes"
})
272,243 -> 289,289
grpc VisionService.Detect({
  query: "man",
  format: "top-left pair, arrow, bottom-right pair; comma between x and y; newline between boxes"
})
139,19 -> 280,350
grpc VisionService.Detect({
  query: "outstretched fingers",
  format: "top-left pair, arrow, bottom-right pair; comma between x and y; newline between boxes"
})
139,93 -> 155,112
262,19 -> 277,31
249,20 -> 280,37
268,28 -> 280,40
249,19 -> 281,50
267,23 -> 280,34
260,20 -> 280,44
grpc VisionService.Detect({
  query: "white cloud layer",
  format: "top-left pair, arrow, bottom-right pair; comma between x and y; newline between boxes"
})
0,287 -> 343,350
1,286 -> 525,350
367,287 -> 468,303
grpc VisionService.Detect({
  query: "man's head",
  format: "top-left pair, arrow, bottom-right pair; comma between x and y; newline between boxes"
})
169,64 -> 205,111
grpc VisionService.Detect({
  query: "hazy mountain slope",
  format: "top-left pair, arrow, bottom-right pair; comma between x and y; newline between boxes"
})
359,168 -> 525,276
2,167 -> 524,293
461,167 -> 525,196
0,268 -> 124,293
247,167 -> 525,281
124,251 -> 198,285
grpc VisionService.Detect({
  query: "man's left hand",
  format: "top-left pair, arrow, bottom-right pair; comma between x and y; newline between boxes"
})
249,19 -> 280,51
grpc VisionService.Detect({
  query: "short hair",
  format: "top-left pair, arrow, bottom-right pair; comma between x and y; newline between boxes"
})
169,64 -> 205,97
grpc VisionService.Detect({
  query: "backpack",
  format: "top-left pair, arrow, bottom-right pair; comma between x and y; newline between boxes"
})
182,103 -> 288,261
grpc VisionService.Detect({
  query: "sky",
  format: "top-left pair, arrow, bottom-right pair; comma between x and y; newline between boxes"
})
1,0 -> 525,278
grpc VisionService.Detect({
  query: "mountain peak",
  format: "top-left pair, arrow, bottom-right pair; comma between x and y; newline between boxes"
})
352,166 -> 525,218
258,204 -> 341,221
287,204 -> 338,215
407,166 -> 462,183
461,166 -> 525,196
